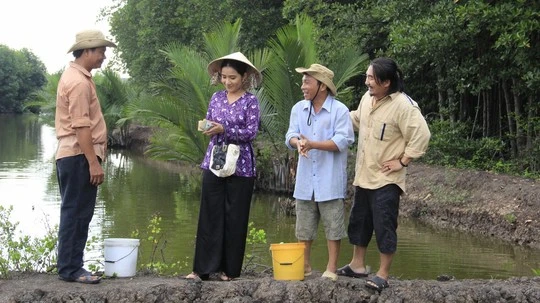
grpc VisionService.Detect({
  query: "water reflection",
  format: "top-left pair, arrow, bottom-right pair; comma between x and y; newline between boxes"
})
0,114 -> 538,280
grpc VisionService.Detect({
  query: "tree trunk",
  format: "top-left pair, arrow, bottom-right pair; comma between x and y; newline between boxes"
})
438,88 -> 444,120
498,83 -> 503,139
512,78 -> 524,153
526,95 -> 533,151
483,91 -> 489,137
471,92 -> 481,140
502,81 -> 517,158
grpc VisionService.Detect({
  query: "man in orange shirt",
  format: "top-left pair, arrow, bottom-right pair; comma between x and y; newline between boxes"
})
55,29 -> 116,284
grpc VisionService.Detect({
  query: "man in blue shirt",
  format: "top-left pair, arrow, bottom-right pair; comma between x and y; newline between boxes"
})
285,64 -> 354,281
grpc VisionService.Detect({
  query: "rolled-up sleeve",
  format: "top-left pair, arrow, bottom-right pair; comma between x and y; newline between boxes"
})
331,108 -> 355,152
68,82 -> 92,128
401,106 -> 431,159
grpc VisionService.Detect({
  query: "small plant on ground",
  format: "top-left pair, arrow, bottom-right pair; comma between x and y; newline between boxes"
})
85,235 -> 104,274
0,205 -> 58,279
243,222 -> 269,273
504,213 -> 517,224
132,213 -> 187,275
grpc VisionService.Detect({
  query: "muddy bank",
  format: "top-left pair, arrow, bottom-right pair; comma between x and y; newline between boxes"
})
1,164 -> 534,303
5,127 -> 533,302
1,272 -> 539,303
401,164 -> 539,250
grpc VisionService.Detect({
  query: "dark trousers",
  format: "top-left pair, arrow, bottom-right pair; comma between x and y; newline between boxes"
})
347,184 -> 401,254
193,170 -> 255,278
56,154 -> 98,279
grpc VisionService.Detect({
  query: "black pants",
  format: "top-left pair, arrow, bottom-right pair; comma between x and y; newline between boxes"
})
56,154 -> 98,279
193,170 -> 255,278
347,184 -> 401,254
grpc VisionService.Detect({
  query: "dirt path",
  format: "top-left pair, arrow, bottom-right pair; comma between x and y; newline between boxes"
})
1,272 -> 539,303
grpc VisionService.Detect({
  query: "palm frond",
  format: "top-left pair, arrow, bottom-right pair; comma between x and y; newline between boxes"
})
257,15 -> 319,138
158,43 -> 216,118
203,19 -> 242,59
332,52 -> 369,93
25,72 -> 62,126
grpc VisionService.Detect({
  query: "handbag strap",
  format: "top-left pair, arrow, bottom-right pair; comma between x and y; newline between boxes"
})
217,126 -> 255,175
219,125 -> 240,145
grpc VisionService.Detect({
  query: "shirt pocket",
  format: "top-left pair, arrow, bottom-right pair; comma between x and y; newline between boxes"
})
371,119 -> 396,142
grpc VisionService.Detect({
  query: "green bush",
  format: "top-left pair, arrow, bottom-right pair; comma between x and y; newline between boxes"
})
423,119 -> 539,179
0,205 -> 58,278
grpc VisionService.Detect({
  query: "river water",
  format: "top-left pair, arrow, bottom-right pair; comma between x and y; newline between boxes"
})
0,114 -> 538,279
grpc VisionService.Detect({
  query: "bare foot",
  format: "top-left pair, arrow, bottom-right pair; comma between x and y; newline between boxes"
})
185,272 -> 201,281
304,265 -> 312,276
219,272 -> 232,281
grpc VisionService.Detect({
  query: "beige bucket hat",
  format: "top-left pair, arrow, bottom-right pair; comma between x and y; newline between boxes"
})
67,29 -> 117,53
207,52 -> 262,87
295,64 -> 337,96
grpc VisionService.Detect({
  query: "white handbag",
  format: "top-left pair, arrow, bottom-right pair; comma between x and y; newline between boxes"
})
209,142 -> 240,177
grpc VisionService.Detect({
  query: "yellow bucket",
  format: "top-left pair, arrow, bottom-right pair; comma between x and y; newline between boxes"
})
269,242 -> 305,281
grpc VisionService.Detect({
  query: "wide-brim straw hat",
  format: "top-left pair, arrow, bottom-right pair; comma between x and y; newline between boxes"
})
295,64 -> 337,96
67,29 -> 117,53
207,52 -> 262,87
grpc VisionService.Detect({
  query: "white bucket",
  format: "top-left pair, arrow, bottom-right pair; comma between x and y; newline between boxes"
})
104,238 -> 140,277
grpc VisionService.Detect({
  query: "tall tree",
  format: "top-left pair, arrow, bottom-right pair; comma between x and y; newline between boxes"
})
0,45 -> 46,113
104,0 -> 286,85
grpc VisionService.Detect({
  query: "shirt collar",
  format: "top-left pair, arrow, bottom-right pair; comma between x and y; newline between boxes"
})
302,95 -> 335,112
69,62 -> 92,78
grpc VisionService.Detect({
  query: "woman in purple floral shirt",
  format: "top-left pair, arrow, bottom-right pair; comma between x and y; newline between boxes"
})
186,52 -> 261,281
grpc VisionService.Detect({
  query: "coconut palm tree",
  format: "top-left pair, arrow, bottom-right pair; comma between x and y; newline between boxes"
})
128,15 -> 368,174
253,15 -> 368,191
123,20 -> 245,163
258,14 -> 369,146
94,70 -> 133,146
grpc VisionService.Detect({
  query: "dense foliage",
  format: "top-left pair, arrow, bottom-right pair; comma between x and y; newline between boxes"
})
24,0 -> 539,178
282,0 -> 539,176
103,0 -> 287,86
0,45 -> 47,113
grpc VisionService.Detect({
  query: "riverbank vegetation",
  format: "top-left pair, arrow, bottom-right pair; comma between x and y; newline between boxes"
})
1,0 -> 538,181
0,204 -> 268,278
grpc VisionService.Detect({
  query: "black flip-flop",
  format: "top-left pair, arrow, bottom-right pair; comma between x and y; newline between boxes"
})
365,275 -> 389,292
336,264 -> 370,278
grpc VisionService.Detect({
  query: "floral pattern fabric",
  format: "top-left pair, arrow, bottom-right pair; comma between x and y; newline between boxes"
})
200,90 -> 260,177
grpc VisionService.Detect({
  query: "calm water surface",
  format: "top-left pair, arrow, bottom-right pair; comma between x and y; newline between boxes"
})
0,114 -> 538,279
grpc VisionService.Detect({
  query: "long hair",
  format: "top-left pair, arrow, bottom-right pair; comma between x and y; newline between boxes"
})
370,57 -> 405,94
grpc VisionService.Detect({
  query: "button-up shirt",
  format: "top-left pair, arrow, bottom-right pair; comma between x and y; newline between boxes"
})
55,62 -> 107,160
350,91 -> 431,192
285,95 -> 354,202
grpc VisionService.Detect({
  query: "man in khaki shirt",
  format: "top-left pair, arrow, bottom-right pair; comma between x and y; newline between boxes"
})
337,58 -> 430,291
55,29 -> 116,284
